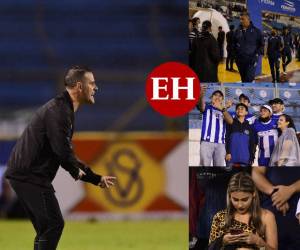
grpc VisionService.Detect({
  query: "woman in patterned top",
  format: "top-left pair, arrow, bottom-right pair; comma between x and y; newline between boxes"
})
208,172 -> 277,250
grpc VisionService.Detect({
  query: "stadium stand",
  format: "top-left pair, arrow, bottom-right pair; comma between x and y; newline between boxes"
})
0,0 -> 187,133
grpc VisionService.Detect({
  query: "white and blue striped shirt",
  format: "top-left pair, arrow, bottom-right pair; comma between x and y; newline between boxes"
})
201,104 -> 226,144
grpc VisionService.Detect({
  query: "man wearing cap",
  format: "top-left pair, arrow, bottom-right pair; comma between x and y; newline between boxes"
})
225,103 -> 256,167
198,86 -> 233,166
252,105 -> 278,166
269,98 -> 284,124
227,94 -> 256,125
233,12 -> 264,82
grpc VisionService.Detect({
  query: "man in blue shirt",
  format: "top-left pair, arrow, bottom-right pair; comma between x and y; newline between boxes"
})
233,12 -> 264,82
225,103 -> 256,167
252,167 -> 300,250
252,105 -> 278,166
227,94 -> 256,124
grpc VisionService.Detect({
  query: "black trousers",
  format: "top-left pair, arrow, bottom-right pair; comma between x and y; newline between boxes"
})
218,43 -> 224,58
226,49 -> 234,70
236,58 -> 256,82
9,179 -> 64,250
282,51 -> 292,72
268,56 -> 280,82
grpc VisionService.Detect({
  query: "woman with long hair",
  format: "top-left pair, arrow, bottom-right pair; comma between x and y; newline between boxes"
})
209,172 -> 277,250
269,114 -> 300,166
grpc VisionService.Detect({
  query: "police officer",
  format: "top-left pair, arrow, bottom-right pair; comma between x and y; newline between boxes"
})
233,12 -> 264,82
281,26 -> 293,75
266,28 -> 282,83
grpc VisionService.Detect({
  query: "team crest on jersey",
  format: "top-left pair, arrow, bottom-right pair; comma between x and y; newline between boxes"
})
215,113 -> 222,120
244,130 -> 249,135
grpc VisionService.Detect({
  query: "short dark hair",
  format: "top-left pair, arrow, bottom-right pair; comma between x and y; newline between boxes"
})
211,90 -> 224,98
218,26 -> 222,29
191,17 -> 200,27
229,25 -> 235,30
64,66 -> 92,87
202,20 -> 212,31
269,98 -> 284,105
236,103 -> 248,112
239,93 -> 250,103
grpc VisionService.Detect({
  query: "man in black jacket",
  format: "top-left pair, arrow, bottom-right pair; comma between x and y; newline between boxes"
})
266,28 -> 282,83
5,66 -> 116,250
217,26 -> 225,59
233,12 -> 264,82
281,27 -> 294,75
191,20 -> 220,82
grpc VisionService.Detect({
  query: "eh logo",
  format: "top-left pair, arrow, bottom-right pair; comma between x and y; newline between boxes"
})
146,62 -> 200,117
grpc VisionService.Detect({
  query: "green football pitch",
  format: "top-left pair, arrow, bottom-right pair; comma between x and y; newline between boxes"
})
0,219 -> 187,250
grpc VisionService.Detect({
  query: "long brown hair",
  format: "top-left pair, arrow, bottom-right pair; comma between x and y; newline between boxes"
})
225,172 -> 264,237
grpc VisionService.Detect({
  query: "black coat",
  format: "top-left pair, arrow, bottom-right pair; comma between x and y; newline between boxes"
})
233,23 -> 263,61
267,35 -> 282,59
226,30 -> 235,52
5,91 -> 101,190
191,31 -> 220,82
217,30 -> 225,45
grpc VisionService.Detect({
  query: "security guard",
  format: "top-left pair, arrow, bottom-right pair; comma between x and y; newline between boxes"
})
266,28 -> 282,83
233,12 -> 264,82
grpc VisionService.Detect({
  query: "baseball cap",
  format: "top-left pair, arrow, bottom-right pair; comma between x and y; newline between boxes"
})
211,90 -> 224,98
236,103 -> 248,112
239,93 -> 250,103
269,98 -> 284,105
260,104 -> 273,114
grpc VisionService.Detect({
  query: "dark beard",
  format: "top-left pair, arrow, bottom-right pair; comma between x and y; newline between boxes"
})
259,117 -> 270,123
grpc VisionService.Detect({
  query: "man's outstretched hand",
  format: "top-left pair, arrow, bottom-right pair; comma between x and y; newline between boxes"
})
98,176 -> 117,188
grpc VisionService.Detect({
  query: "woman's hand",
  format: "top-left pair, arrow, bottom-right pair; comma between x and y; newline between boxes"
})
238,233 -> 264,247
223,233 -> 243,245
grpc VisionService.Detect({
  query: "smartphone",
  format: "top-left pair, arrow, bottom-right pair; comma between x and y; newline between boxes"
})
230,229 -> 243,235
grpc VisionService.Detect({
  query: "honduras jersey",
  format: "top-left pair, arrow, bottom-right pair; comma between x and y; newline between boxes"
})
229,111 -> 256,125
252,119 -> 278,166
201,104 -> 226,144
